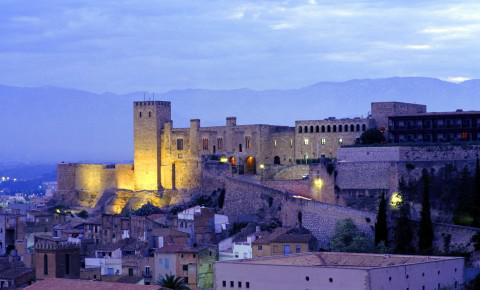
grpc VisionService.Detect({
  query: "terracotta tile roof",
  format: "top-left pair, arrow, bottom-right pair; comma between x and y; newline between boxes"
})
224,252 -> 462,269
252,227 -> 315,245
24,279 -> 163,290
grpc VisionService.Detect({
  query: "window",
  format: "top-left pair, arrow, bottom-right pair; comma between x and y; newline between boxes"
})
310,126 -> 314,133
306,276 -> 310,281
65,254 -> 70,275
299,126 -> 303,133
177,139 -> 184,150
43,254 -> 48,275
329,278 -> 333,283
128,268 -> 134,276
283,245 -> 291,255
245,136 -> 252,149
246,282 -> 250,288
239,144 -> 243,152
230,281 -> 234,287
238,281 -> 242,288
339,125 -> 343,132
304,138 -> 309,145
362,124 -> 367,131
338,138 -> 343,144
350,124 -> 355,131
257,245 -> 262,250
322,125 -> 326,133
356,124 -> 360,131
217,138 -> 224,150
183,265 -> 188,271
296,245 -> 301,253
148,111 -> 152,118
333,125 -> 337,132
139,112 -> 142,118
344,124 -> 349,132
321,138 -> 326,145
202,138 -> 209,151
304,126 -> 308,133
327,125 -> 331,132
315,125 -> 320,133
222,281 -> 226,287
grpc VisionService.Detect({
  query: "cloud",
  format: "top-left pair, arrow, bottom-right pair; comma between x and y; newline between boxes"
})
403,44 -> 433,50
445,76 -> 472,83
0,0 -> 478,93
270,22 -> 295,30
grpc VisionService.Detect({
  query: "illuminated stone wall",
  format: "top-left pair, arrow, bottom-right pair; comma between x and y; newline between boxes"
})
115,164 -> 134,191
295,118 -> 373,160
74,164 -> 116,207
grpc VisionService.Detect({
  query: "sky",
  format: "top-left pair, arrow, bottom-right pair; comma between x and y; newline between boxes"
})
0,0 -> 479,93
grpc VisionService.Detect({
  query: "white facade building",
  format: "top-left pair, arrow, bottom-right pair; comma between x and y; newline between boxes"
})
85,248 -> 123,276
215,252 -> 464,290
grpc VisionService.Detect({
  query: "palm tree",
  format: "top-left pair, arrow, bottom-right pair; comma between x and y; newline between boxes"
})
158,274 -> 191,290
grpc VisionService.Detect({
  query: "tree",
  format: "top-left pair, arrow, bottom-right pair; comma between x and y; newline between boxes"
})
360,129 -> 386,145
474,158 -> 480,226
158,274 -> 191,290
330,219 -> 374,253
419,169 -> 434,253
393,201 -> 415,254
375,192 -> 388,246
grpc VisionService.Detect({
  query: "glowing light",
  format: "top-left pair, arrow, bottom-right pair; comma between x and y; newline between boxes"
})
293,195 -> 312,201
259,164 -> 265,170
390,192 -> 403,208
219,156 -> 229,163
55,209 -> 61,214
313,178 -> 324,190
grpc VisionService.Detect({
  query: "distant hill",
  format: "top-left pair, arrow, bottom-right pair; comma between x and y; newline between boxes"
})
1,77 -> 479,163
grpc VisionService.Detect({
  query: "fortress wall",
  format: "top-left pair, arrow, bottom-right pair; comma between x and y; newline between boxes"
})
115,164 -> 134,191
74,164 -> 116,207
223,176 -> 375,249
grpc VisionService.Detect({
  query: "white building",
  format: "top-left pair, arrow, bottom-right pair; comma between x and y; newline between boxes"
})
215,252 -> 464,290
85,248 -> 123,276
219,233 -> 257,261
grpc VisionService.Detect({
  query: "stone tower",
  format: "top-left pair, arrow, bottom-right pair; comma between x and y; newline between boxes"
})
133,101 -> 171,191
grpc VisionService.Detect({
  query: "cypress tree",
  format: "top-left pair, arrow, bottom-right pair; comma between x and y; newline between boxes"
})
394,201 -> 414,254
419,169 -> 434,253
474,158 -> 480,226
375,192 -> 388,246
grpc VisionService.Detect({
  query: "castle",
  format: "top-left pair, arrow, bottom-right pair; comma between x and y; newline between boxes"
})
56,100 -> 429,213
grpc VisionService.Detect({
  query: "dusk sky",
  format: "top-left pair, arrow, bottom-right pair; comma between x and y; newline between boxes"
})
1,0 -> 479,93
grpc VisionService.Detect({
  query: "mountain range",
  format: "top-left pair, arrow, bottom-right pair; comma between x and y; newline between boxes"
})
1,77 -> 479,163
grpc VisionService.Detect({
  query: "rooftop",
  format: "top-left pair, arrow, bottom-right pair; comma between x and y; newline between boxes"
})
389,110 -> 480,118
24,279 -> 162,290
219,252 -> 462,270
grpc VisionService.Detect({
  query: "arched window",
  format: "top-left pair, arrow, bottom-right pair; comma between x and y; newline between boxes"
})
139,112 -> 142,118
304,126 -> 308,133
44,254 -> 48,275
148,111 -> 152,118
356,124 -> 361,132
327,125 -> 331,133
315,125 -> 320,133
362,124 -> 367,131
344,124 -> 349,132
350,124 -> 355,132
339,125 -> 343,132
299,126 -> 302,133
321,126 -> 326,133
310,126 -> 314,133
333,125 -> 337,132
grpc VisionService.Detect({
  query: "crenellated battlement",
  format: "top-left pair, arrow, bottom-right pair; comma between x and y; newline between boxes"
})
134,101 -> 170,107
